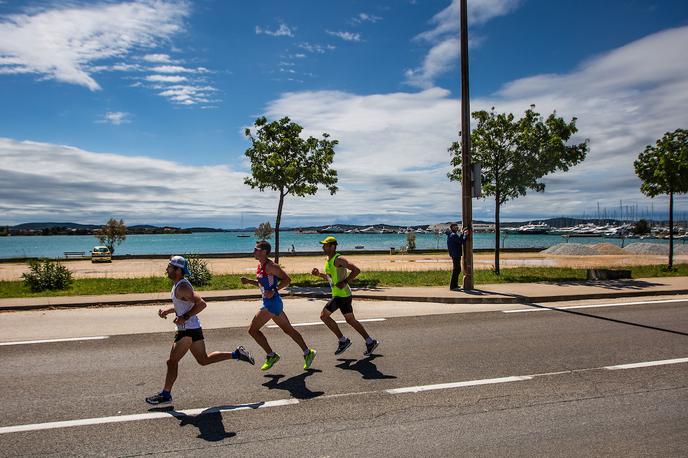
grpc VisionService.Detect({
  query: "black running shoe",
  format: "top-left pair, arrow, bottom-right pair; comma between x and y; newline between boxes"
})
364,339 -> 379,356
334,337 -> 352,355
145,392 -> 172,405
235,346 -> 255,365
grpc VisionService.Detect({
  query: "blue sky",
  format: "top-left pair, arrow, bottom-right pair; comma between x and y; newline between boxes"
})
1,0 -> 687,228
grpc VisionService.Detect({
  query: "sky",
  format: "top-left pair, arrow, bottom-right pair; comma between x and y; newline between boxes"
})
1,0 -> 687,229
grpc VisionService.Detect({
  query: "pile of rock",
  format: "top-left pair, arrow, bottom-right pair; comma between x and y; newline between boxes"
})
543,242 -> 688,256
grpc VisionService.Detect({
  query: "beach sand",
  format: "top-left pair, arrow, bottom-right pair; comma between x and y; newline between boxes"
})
1,251 -> 685,281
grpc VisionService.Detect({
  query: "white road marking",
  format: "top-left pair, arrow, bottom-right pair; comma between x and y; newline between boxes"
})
0,336 -> 109,346
268,318 -> 386,328
604,357 -> 688,370
1,356 -> 685,435
502,298 -> 688,313
0,399 -> 298,434
385,376 -> 533,394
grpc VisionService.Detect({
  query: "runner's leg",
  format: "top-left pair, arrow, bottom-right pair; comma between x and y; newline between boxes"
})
272,312 -> 309,352
344,312 -> 370,340
164,337 -> 192,392
249,309 -> 274,354
189,339 -> 233,365
320,307 -> 344,339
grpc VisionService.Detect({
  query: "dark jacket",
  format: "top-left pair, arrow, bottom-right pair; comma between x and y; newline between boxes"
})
446,231 -> 466,259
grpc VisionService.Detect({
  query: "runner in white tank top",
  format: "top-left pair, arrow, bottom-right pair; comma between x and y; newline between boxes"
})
145,256 -> 256,405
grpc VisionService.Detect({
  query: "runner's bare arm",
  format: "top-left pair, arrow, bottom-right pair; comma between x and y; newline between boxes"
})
240,276 -> 259,286
334,256 -> 360,285
311,267 -> 328,279
267,263 -> 291,290
158,306 -> 175,319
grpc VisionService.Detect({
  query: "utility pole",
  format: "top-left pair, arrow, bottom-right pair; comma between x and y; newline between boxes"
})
459,0 -> 474,290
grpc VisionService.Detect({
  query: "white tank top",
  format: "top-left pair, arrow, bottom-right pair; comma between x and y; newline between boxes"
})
172,278 -> 201,330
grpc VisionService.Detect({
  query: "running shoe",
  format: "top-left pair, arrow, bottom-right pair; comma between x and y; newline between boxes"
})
145,391 -> 172,405
334,337 -> 352,355
260,353 -> 280,371
364,339 -> 379,356
234,346 -> 255,365
303,348 -> 317,369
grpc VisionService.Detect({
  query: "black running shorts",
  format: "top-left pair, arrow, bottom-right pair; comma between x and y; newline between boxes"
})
174,328 -> 204,342
325,296 -> 353,315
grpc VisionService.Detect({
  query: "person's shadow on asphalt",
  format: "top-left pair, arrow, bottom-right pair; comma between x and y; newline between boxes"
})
175,409 -> 236,441
336,355 -> 397,380
149,403 -> 265,442
262,369 -> 324,399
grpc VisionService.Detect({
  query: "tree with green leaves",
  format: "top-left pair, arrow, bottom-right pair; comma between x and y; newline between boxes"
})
244,116 -> 338,263
95,218 -> 126,254
634,128 -> 688,269
254,221 -> 274,240
449,106 -> 588,274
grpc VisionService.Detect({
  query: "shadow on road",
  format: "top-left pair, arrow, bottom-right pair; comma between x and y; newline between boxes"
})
524,303 -> 688,337
148,403 -> 265,442
262,368 -> 324,399
336,354 -> 397,380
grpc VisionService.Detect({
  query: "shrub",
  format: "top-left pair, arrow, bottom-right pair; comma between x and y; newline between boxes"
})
185,254 -> 213,286
22,259 -> 73,292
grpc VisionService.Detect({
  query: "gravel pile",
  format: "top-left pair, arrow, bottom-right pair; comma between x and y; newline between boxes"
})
542,243 -> 599,255
623,242 -> 688,255
543,242 -> 688,256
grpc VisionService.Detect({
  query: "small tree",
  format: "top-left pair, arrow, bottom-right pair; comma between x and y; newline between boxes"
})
22,259 -> 72,292
244,116 -> 338,263
634,129 -> 688,268
254,221 -> 274,240
449,106 -> 588,274
95,218 -> 126,254
185,254 -> 212,287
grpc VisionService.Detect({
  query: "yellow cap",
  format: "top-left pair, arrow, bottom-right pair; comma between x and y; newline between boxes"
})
320,236 -> 338,244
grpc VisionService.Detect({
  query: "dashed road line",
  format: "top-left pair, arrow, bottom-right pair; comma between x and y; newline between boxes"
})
0,336 -> 109,346
503,298 -> 688,313
1,355 -> 685,435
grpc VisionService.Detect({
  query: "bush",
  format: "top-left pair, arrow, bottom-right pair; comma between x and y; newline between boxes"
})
22,259 -> 73,292
185,254 -> 213,286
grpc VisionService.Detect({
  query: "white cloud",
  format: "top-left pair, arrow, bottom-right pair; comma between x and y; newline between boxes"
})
352,13 -> 382,24
97,111 -> 131,125
261,26 -> 688,222
298,42 -> 336,54
143,53 -> 173,63
146,74 -> 188,83
256,23 -> 295,37
326,30 -> 362,42
150,65 -> 208,74
405,0 -> 519,88
3,26 -> 687,226
0,1 -> 190,90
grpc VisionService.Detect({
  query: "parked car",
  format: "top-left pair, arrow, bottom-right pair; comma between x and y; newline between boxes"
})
91,246 -> 112,263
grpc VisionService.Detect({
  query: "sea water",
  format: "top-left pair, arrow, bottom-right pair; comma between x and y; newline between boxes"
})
0,232 -> 672,259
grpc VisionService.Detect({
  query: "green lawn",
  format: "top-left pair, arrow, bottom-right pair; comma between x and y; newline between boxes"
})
1,264 -> 686,299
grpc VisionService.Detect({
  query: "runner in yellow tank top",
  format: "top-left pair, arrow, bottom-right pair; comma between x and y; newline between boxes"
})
311,236 -> 379,356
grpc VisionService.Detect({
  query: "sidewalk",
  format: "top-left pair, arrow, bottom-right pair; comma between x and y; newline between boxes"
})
1,277 -> 687,312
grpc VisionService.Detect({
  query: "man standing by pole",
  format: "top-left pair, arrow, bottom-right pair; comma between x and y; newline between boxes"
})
459,0 -> 474,290
447,224 -> 469,291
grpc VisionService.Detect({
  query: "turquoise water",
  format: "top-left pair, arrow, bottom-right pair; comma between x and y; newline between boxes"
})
0,232 -> 671,259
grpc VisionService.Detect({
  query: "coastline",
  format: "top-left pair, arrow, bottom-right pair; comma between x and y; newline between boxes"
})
1,251 -> 686,281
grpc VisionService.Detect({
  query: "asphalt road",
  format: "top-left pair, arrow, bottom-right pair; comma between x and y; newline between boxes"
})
1,298 -> 687,457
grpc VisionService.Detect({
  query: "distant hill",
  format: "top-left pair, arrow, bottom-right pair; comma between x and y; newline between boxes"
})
11,222 -> 100,230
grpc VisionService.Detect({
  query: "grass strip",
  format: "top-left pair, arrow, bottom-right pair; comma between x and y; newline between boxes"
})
1,264 -> 686,299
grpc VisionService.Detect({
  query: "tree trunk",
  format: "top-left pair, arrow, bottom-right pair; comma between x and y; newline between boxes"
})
669,190 -> 674,269
494,191 -> 501,275
274,192 -> 285,264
